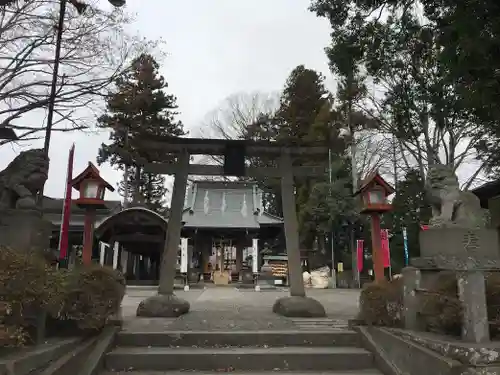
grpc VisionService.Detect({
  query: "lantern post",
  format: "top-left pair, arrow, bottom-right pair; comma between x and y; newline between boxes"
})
71,162 -> 114,265
354,170 -> 395,283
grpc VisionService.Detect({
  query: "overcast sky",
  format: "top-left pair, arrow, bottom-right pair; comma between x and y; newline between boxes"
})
0,0 -> 334,201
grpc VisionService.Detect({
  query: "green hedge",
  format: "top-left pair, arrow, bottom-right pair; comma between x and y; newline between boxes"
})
357,278 -> 404,327
0,245 -> 125,347
52,264 -> 126,331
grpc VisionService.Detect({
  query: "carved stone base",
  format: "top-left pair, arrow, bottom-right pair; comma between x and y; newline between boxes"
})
0,209 -> 51,254
272,296 -> 326,317
136,294 -> 190,317
411,255 -> 500,271
419,228 -> 500,259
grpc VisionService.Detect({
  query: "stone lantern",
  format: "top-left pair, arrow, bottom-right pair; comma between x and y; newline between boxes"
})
71,162 -> 114,265
354,170 -> 395,282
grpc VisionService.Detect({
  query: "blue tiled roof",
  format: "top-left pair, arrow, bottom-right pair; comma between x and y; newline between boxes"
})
182,181 -> 282,229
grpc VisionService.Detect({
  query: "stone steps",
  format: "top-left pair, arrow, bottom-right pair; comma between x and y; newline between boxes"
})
105,346 -> 374,372
115,330 -> 361,347
104,330 -> 381,373
102,371 -> 382,375
290,318 -> 350,330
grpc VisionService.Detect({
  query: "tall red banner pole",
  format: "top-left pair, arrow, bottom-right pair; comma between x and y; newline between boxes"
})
58,143 -> 75,263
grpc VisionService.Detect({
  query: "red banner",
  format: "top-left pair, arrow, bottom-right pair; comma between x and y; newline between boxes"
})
420,224 -> 429,231
58,143 -> 75,260
380,229 -> 391,268
356,240 -> 364,272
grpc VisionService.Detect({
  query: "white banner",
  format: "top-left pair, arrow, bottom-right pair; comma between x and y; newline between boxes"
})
180,238 -> 188,273
112,242 -> 119,270
99,242 -> 106,266
252,238 -> 259,273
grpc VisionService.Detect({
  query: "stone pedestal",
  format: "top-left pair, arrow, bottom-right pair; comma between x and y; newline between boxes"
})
272,296 -> 326,317
136,294 -> 189,318
418,228 -> 499,259
0,209 -> 51,254
409,227 -> 500,343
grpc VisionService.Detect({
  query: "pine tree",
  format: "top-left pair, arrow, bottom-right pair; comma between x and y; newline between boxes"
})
118,170 -> 168,215
97,53 -> 186,213
274,65 -> 350,250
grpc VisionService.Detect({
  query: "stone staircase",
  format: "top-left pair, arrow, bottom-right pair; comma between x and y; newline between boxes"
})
102,329 -> 383,374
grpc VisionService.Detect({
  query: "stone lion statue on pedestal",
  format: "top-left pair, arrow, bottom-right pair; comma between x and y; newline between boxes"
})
0,149 -> 49,210
426,164 -> 488,229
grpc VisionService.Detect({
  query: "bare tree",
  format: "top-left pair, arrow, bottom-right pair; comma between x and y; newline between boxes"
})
0,0 -> 159,146
198,91 -> 279,140
355,82 -> 486,189
194,91 -> 279,181
354,129 -> 393,180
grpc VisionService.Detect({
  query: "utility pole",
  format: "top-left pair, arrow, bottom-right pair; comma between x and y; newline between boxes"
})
346,75 -> 361,289
122,127 -> 130,209
328,147 -> 337,288
37,0 -> 126,205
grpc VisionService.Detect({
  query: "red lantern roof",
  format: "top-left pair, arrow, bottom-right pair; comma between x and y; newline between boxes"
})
71,162 -> 115,192
354,170 -> 395,197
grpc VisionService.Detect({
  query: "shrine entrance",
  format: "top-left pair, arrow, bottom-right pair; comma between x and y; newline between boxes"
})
180,180 -> 283,287
125,136 -> 330,318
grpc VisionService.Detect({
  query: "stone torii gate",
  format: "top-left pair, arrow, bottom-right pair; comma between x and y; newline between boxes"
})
132,136 -> 328,318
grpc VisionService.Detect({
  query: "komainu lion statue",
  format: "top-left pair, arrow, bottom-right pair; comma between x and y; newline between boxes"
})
426,164 -> 488,228
0,149 -> 49,210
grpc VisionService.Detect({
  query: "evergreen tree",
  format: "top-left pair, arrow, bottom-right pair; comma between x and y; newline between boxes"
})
97,53 -> 186,213
118,170 -> 168,215
274,65 -> 350,251
383,169 -> 431,271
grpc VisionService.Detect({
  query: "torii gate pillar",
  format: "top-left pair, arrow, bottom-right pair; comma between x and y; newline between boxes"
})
136,151 -> 190,317
272,150 -> 326,317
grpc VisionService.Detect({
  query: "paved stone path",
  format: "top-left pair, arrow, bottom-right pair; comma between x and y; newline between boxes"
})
121,286 -> 359,332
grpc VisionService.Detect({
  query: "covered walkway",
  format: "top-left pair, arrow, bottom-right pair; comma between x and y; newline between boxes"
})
95,206 -> 167,283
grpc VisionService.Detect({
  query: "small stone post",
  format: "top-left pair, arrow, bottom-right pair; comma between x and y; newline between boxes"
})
457,270 -> 490,343
402,267 -> 421,330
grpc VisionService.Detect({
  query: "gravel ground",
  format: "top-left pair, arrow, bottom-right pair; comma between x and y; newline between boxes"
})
121,286 -> 360,332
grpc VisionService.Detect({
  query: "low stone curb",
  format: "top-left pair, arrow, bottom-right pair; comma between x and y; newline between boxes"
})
77,326 -> 119,375
0,338 -> 82,375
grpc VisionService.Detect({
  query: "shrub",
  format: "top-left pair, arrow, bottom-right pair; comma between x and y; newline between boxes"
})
419,271 -> 462,336
0,246 -> 62,346
486,272 -> 500,338
358,278 -> 404,327
53,265 -> 126,331
0,302 -> 28,348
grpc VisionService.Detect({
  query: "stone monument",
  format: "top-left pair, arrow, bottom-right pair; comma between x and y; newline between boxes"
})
412,163 -> 496,269
0,149 -> 52,254
404,163 -> 500,343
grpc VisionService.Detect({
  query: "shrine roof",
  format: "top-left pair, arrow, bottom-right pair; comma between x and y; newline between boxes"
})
182,180 -> 283,229
94,206 -> 167,243
472,179 -> 500,208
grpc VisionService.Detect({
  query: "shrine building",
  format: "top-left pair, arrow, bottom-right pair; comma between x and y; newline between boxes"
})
94,180 -> 284,286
